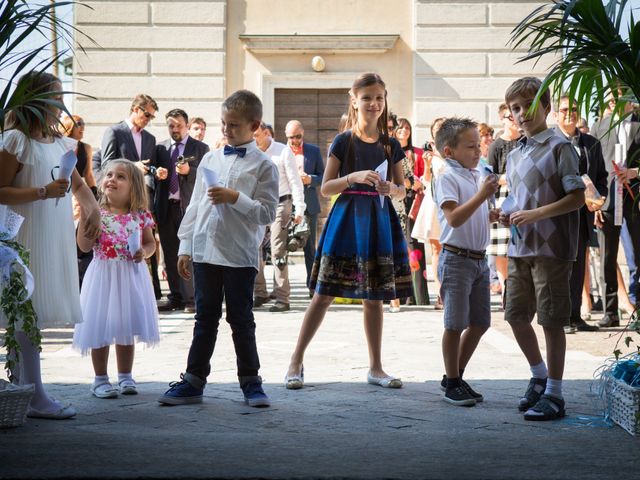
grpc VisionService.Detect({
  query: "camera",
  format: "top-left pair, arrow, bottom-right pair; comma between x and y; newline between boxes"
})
287,217 -> 311,252
177,155 -> 196,165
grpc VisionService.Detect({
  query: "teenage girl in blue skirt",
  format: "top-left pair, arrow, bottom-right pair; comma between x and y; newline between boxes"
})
284,73 -> 412,390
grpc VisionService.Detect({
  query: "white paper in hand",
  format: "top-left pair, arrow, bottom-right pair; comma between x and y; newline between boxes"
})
202,167 -> 219,188
375,160 -> 388,208
128,226 -> 142,272
56,150 -> 77,206
500,194 -> 518,216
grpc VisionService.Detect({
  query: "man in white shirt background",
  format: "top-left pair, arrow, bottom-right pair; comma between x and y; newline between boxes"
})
253,122 -> 306,312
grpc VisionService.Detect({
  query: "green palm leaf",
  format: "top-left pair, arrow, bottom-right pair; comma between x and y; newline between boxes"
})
511,0 -> 639,126
0,0 -> 96,133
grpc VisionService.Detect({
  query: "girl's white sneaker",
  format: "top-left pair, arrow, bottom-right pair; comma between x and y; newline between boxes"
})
118,379 -> 138,395
91,382 -> 118,399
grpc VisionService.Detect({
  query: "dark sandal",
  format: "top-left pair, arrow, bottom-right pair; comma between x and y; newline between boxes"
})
518,377 -> 547,412
523,394 -> 565,421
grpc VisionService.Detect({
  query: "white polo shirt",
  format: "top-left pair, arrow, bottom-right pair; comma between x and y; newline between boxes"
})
434,158 -> 490,252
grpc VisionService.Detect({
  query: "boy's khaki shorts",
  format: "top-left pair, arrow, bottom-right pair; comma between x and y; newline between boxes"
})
504,256 -> 572,328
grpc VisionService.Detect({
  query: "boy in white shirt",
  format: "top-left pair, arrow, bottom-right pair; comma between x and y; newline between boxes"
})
434,117 -> 499,406
158,90 -> 279,408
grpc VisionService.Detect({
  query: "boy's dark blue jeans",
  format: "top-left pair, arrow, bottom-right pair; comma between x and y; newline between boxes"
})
184,262 -> 260,386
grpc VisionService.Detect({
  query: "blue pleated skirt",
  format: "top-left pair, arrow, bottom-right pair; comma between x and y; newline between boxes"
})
310,191 -> 412,300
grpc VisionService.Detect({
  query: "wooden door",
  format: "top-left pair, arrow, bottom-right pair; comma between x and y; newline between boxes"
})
274,88 -> 349,235
274,88 -> 349,163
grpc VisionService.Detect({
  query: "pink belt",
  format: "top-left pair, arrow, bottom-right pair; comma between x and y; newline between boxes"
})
341,190 -> 378,196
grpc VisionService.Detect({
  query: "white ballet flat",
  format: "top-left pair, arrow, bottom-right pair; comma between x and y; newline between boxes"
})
284,366 -> 304,390
367,372 -> 403,388
27,404 -> 77,419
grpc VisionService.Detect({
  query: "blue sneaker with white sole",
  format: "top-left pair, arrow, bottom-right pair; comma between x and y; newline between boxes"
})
240,376 -> 270,408
158,374 -> 203,405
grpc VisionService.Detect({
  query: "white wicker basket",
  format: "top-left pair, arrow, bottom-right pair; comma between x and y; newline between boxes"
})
604,372 -> 640,436
0,379 -> 34,428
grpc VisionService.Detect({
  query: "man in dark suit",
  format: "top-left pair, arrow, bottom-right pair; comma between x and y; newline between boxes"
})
285,120 -> 325,295
591,95 -> 640,327
155,109 -> 210,313
99,93 -> 165,299
554,96 -> 608,332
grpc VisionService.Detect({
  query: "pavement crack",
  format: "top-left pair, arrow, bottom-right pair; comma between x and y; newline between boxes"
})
388,414 -> 431,422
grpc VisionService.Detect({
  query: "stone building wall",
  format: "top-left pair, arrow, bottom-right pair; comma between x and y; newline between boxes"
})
74,0 -> 227,147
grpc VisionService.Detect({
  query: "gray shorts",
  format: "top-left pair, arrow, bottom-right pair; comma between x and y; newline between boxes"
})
438,250 -> 491,331
504,256 -> 572,328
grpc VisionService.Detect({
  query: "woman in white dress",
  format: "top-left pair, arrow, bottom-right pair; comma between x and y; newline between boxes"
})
0,72 -> 100,419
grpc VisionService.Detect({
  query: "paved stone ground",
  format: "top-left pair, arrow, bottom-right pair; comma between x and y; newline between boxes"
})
1,261 -> 638,479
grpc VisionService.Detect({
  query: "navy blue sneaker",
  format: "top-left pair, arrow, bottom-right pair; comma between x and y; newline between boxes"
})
240,376 -> 270,408
158,374 -> 203,405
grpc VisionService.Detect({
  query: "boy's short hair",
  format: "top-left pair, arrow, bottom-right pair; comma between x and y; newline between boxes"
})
435,117 -> 478,155
498,103 -> 509,114
505,76 -> 551,110
222,90 -> 262,122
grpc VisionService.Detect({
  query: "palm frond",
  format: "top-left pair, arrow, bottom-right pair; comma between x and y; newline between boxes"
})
511,0 -> 639,128
0,0 -> 96,133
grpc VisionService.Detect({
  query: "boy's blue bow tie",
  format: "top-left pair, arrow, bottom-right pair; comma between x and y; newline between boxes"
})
224,145 -> 247,157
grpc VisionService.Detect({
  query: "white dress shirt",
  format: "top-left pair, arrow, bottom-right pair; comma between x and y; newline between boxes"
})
177,140 -> 279,270
264,140 -> 306,214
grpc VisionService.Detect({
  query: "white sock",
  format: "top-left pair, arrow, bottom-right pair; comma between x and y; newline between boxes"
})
118,372 -> 133,383
544,378 -> 563,399
94,375 -> 109,387
530,361 -> 548,379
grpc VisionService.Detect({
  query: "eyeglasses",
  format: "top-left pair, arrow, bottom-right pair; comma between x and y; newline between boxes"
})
75,120 -> 85,127
137,107 -> 155,120
557,108 -> 575,114
287,134 -> 303,140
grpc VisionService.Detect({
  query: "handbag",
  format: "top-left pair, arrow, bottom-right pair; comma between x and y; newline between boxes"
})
408,191 -> 424,221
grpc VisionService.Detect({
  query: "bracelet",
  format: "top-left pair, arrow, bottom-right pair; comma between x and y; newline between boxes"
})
37,186 -> 47,200
346,174 -> 352,188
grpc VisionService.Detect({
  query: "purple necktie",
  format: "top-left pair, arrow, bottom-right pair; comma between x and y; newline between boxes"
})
169,143 -> 180,194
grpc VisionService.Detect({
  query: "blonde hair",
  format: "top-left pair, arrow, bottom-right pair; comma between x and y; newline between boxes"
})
99,160 -> 148,212
59,114 -> 83,137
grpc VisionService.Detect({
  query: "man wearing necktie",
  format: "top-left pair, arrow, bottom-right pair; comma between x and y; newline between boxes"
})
591,95 -> 640,327
155,109 -> 210,313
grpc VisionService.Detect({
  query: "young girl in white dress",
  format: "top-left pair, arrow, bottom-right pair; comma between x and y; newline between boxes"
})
73,159 -> 160,398
0,72 -> 101,419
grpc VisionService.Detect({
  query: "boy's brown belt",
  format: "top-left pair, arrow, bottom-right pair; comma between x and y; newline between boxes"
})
442,244 -> 486,260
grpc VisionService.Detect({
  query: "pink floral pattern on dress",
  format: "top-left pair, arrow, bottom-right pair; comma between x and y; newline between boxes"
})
94,209 -> 155,261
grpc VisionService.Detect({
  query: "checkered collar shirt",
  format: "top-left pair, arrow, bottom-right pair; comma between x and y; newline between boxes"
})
506,128 -> 584,260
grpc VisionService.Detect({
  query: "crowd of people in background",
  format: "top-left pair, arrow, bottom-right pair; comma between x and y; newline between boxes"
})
1,69 -> 639,422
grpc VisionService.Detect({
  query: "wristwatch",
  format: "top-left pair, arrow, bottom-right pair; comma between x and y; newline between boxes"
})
37,186 -> 47,200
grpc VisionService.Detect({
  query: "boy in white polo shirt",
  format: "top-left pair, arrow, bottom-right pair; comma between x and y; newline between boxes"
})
434,118 -> 499,406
